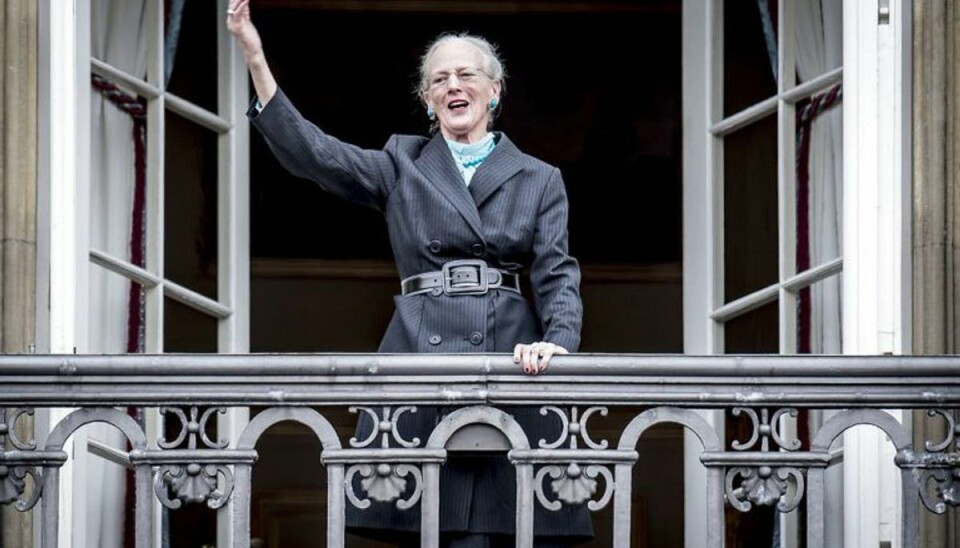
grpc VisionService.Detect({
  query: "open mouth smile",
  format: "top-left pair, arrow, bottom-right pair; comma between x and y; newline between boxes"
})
447,99 -> 469,112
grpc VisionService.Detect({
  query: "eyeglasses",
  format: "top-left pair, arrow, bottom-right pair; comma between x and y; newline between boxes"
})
429,68 -> 487,89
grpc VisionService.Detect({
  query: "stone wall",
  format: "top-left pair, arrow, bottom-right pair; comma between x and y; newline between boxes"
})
913,0 -> 960,545
0,0 -> 37,545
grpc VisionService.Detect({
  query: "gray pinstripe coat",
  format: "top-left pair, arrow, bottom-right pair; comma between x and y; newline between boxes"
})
250,89 -> 590,541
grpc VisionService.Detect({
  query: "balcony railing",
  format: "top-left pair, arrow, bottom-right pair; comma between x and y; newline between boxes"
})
2,354 -> 960,548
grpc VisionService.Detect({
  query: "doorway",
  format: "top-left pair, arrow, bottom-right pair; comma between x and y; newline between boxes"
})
247,2 -> 684,547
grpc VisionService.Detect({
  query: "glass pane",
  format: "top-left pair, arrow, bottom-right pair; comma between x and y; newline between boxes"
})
724,114 -> 778,302
797,273 -> 842,354
163,297 -> 217,352
90,106 -> 147,261
165,110 -> 218,300
90,0 -> 151,263
795,99 -> 843,270
724,0 -> 779,117
795,0 -> 843,83
165,0 -> 218,112
724,300 -> 778,354
91,0 -> 148,78
88,265 -> 144,353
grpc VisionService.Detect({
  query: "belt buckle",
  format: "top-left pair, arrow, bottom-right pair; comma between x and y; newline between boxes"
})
442,259 -> 488,295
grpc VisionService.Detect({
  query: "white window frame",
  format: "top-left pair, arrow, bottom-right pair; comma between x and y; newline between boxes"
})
683,0 -> 912,547
706,0 -> 845,355
37,0 -> 249,545
840,2 -> 912,548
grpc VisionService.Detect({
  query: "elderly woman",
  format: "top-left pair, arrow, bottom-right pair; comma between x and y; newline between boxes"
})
228,1 -> 589,547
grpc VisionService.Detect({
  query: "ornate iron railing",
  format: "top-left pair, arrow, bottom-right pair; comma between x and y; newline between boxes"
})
2,354 -> 960,548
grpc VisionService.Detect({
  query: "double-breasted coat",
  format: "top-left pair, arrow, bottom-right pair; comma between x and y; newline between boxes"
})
250,89 -> 591,541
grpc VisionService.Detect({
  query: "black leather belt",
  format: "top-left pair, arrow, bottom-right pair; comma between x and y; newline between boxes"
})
401,259 -> 520,296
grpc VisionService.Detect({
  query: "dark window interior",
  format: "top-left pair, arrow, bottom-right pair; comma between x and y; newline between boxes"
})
250,5 -> 682,265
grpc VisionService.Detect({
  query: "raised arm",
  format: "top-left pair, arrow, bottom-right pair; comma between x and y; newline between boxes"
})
226,0 -> 277,106
226,0 -> 394,209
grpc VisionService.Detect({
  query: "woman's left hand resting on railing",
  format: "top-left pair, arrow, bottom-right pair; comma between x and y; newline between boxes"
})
514,341 -> 568,375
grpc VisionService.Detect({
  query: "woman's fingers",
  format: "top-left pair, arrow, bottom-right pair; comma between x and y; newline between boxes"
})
226,0 -> 264,60
541,345 -> 568,373
514,343 -> 534,374
537,345 -> 555,373
514,342 -> 567,375
522,345 -> 536,374
231,0 -> 249,14
226,0 -> 251,27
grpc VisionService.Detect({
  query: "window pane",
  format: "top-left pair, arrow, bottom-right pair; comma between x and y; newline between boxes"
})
724,0 -> 779,116
90,100 -> 147,261
797,274 -> 842,354
163,297 -> 217,352
90,0 -> 150,263
724,114 -> 778,302
91,0 -> 148,78
724,300 -> 778,354
796,100 -> 843,272
165,110 -> 218,300
795,0 -> 843,83
88,264 -> 147,353
165,0 -> 218,112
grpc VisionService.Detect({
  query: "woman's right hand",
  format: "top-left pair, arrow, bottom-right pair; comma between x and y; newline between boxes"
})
226,0 -> 263,61
226,0 -> 278,105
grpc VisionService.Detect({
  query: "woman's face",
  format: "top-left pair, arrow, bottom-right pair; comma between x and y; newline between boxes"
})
424,40 -> 501,144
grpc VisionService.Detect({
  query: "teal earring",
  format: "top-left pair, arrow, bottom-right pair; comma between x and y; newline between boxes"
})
489,97 -> 499,110
427,106 -> 436,121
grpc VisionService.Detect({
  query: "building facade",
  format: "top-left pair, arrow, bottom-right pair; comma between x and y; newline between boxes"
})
2,0 -> 959,546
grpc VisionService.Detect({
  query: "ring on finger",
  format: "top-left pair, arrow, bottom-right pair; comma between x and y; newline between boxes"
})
226,8 -> 235,14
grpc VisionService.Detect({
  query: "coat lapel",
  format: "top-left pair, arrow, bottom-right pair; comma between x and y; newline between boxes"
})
415,134 -> 485,240
468,133 -> 524,208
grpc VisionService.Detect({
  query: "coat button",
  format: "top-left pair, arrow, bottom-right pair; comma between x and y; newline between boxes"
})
428,240 -> 442,254
471,243 -> 485,257
428,334 -> 442,345
469,332 -> 484,346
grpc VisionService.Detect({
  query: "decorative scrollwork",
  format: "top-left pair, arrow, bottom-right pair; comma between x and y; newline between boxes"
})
725,465 -> 804,513
345,463 -> 423,510
538,406 -> 609,450
924,410 -> 960,452
534,463 -> 614,512
916,410 -> 960,513
919,468 -> 960,514
1,408 -> 37,450
731,408 -> 800,451
0,465 -> 42,511
0,409 -> 42,512
154,464 -> 233,510
349,406 -> 420,448
158,407 -> 227,450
